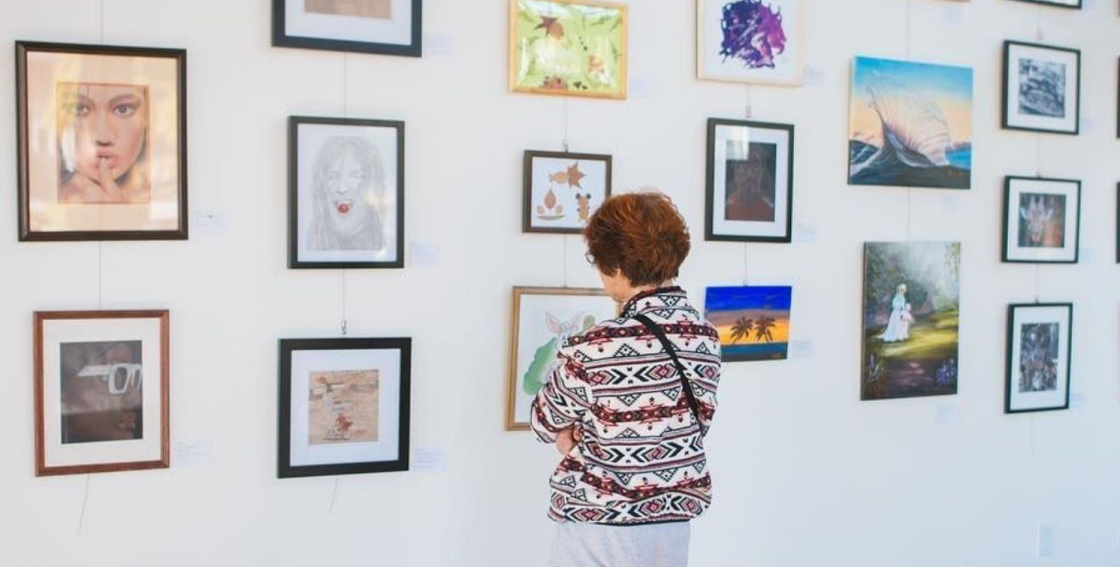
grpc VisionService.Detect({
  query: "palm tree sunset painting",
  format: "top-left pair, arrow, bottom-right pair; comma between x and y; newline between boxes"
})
705,285 -> 792,362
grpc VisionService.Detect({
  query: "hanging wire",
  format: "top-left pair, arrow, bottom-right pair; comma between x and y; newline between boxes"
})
742,244 -> 749,285
744,84 -> 753,119
905,0 -> 913,59
97,242 -> 104,309
562,98 -> 571,152
562,236 -> 570,287
99,0 -> 105,44
77,474 -> 91,533
1034,265 -> 1040,304
906,189 -> 913,241
328,476 -> 340,514
341,53 -> 349,118
340,269 -> 348,336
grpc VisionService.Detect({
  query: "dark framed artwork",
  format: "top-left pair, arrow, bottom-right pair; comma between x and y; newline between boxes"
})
1002,40 -> 1081,135
1006,0 -> 1081,8
272,0 -> 422,57
522,151 -> 612,234
34,310 -> 170,476
1116,184 -> 1120,264
279,337 -> 411,478
288,116 -> 405,269
1001,176 -> 1081,264
16,41 -> 188,241
705,118 -> 794,243
1005,303 -> 1072,414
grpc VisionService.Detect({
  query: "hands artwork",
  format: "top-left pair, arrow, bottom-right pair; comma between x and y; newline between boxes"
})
555,425 -> 583,455
64,159 -> 126,203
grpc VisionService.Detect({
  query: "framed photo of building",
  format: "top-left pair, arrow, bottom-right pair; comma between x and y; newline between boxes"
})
272,0 -> 423,57
34,310 -> 170,476
289,116 -> 405,269
1006,303 -> 1072,413
705,118 -> 794,242
1002,40 -> 1081,135
16,42 -> 188,241
279,337 -> 411,478
522,150 -> 612,234
1002,176 -> 1081,264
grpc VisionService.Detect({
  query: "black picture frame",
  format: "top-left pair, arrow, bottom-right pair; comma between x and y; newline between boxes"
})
15,41 -> 188,241
278,337 -> 411,478
521,150 -> 613,235
1116,183 -> 1119,264
1000,176 -> 1081,264
1005,0 -> 1082,9
705,118 -> 795,243
1001,40 -> 1081,136
288,116 -> 406,269
272,0 -> 423,57
1005,303 -> 1073,414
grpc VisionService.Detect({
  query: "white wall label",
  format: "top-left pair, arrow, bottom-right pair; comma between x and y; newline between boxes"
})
410,241 -> 440,266
176,438 -> 213,467
789,339 -> 814,359
803,66 -> 825,87
935,405 -> 955,426
942,5 -> 964,24
941,195 -> 960,213
1037,524 -> 1055,557
1080,117 -> 1094,134
630,77 -> 654,98
413,447 -> 446,472
1069,391 -> 1085,409
424,34 -> 454,56
193,210 -> 228,235
795,222 -> 817,243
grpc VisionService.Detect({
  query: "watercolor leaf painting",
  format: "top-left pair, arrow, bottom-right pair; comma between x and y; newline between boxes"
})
511,0 -> 627,99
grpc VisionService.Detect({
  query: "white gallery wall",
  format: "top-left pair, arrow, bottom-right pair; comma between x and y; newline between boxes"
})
1,0 -> 1119,565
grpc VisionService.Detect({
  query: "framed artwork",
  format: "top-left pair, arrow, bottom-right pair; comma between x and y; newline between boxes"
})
705,285 -> 792,362
1002,176 -> 1081,264
1002,41 -> 1081,135
522,150 -> 612,234
696,0 -> 804,86
272,0 -> 422,57
705,119 -> 794,242
1006,0 -> 1081,8
289,116 -> 405,269
16,42 -> 187,241
1116,184 -> 1120,264
506,287 -> 616,431
849,56 -> 973,189
861,242 -> 961,401
509,0 -> 628,100
1006,303 -> 1072,413
278,337 -> 411,478
34,311 -> 170,476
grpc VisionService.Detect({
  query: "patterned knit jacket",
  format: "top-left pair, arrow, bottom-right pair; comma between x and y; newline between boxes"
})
530,287 -> 723,525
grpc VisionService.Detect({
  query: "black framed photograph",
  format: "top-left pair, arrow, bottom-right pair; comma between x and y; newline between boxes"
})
288,116 -> 404,269
1006,0 -> 1081,8
1002,40 -> 1081,135
1116,183 -> 1119,264
705,118 -> 794,243
272,0 -> 422,57
522,150 -> 612,234
1002,176 -> 1081,264
278,337 -> 411,478
16,41 -> 187,241
35,310 -> 170,476
1006,303 -> 1072,414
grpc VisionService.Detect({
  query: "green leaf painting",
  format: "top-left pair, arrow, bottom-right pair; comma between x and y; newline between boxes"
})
511,0 -> 627,99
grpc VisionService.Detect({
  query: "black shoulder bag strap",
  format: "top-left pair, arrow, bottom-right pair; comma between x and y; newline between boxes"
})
632,313 -> 703,424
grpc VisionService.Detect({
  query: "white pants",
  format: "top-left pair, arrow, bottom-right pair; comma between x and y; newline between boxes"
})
548,521 -> 690,567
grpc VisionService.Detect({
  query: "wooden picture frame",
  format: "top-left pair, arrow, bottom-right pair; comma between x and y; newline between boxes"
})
278,337 -> 411,478
16,41 -> 188,241
1005,303 -> 1073,414
288,116 -> 406,269
1001,176 -> 1081,264
34,310 -> 170,476
1002,40 -> 1081,135
522,150 -> 612,234
272,0 -> 423,57
705,118 -> 795,243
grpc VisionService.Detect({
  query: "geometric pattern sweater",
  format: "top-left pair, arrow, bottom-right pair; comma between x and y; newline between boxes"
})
531,287 -> 723,525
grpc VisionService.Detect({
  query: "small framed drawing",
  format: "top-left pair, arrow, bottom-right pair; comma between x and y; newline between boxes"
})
509,0 -> 628,100
278,337 -> 411,478
34,310 -> 170,476
506,287 -> 617,431
705,118 -> 794,243
1006,0 -> 1081,8
1006,303 -> 1072,414
1002,176 -> 1081,264
523,151 -> 612,234
696,0 -> 804,86
272,0 -> 422,57
1002,40 -> 1081,135
16,42 -> 188,241
289,116 -> 405,269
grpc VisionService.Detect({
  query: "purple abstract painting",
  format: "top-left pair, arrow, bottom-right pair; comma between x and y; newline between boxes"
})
719,0 -> 787,69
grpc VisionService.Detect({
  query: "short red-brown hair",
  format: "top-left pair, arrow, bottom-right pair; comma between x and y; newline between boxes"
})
584,192 -> 691,286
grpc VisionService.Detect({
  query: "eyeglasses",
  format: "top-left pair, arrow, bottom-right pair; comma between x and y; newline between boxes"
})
584,251 -> 595,265
76,363 -> 143,395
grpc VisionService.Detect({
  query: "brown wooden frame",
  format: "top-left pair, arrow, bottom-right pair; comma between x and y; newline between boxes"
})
34,310 -> 170,476
506,286 -> 612,431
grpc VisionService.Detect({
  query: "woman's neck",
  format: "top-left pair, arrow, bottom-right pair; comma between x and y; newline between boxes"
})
618,281 -> 675,305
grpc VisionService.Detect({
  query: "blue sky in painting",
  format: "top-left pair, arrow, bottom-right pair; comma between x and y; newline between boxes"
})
706,286 -> 792,313
853,56 -> 973,102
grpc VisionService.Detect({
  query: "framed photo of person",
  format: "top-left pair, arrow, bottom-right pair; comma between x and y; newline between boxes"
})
506,287 -> 617,431
288,116 -> 405,269
278,337 -> 411,478
696,0 -> 805,86
34,310 -> 170,476
1002,40 -> 1081,135
522,151 -> 612,234
16,42 -> 188,241
1005,303 -> 1072,414
272,0 -> 423,57
705,118 -> 794,243
509,0 -> 628,99
1002,176 -> 1081,264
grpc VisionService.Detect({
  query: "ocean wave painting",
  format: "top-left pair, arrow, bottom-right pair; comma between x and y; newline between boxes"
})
848,57 -> 973,190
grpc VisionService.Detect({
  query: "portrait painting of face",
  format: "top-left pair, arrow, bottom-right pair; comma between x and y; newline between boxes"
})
273,0 -> 422,57
290,117 -> 405,269
17,42 -> 186,240
706,119 -> 793,242
1002,177 -> 1081,264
